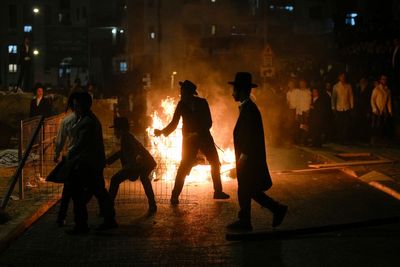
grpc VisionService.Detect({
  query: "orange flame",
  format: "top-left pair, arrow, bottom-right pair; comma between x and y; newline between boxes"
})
146,97 -> 235,183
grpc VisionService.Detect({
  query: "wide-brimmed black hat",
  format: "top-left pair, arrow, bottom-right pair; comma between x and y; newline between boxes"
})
179,80 -> 198,95
228,72 -> 258,88
110,117 -> 129,130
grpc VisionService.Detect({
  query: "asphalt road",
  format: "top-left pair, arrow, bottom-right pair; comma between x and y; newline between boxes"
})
1,146 -> 400,267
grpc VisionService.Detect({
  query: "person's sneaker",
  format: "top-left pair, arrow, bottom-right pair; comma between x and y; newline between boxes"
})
226,220 -> 253,231
96,220 -> 118,231
213,191 -> 230,199
272,205 -> 288,227
65,226 -> 90,235
170,196 -> 179,205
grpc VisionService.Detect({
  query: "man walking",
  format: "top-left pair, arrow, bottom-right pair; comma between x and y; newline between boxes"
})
227,72 -> 287,231
66,92 -> 117,234
154,80 -> 229,204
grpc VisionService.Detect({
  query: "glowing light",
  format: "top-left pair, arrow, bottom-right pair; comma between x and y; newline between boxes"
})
33,49 -> 39,56
33,8 -> 40,14
147,97 -> 235,183
112,28 -> 117,34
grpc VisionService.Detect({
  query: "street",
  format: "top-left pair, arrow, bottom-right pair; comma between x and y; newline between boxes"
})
1,146 -> 400,266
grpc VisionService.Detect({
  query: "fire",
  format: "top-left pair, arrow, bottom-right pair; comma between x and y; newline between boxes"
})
146,97 -> 235,183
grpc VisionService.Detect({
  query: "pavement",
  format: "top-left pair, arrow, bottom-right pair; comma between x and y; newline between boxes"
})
298,143 -> 400,199
1,145 -> 400,266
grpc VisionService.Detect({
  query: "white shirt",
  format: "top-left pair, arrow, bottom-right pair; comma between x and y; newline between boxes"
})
36,97 -> 42,106
54,112 -> 78,159
332,82 -> 353,111
371,84 -> 392,115
286,88 -> 311,115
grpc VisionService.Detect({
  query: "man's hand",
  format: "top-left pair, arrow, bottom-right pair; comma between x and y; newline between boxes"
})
154,129 -> 163,136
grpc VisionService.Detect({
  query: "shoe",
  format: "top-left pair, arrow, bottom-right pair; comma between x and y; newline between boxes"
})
96,220 -> 118,231
170,196 -> 179,205
213,191 -> 230,199
65,226 -> 90,235
272,205 -> 288,227
226,220 -> 253,231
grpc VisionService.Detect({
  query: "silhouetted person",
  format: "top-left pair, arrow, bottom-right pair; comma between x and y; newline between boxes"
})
309,89 -> 325,147
16,36 -> 33,91
66,92 -> 117,235
154,80 -> 229,204
107,117 -> 157,213
331,72 -> 353,144
29,83 -> 52,118
227,72 -> 287,231
53,93 -> 79,226
354,77 -> 372,142
371,75 -> 392,144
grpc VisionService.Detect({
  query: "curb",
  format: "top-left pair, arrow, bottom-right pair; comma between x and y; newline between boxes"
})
297,145 -> 400,202
226,216 -> 400,241
0,199 -> 59,253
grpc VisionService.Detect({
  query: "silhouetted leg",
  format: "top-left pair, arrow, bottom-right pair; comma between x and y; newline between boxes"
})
172,138 -> 197,198
140,168 -> 156,206
201,140 -> 222,193
91,170 -> 115,223
252,191 -> 281,213
172,161 -> 193,198
70,180 -> 88,230
108,169 -> 130,204
237,186 -> 252,223
57,185 -> 71,223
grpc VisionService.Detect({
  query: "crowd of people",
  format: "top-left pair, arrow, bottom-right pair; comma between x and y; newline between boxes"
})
258,71 -> 395,148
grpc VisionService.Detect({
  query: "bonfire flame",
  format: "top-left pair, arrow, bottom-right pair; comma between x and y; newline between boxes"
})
146,97 -> 235,183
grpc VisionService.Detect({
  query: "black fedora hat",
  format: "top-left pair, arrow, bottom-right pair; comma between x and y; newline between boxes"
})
228,72 -> 258,88
179,80 -> 198,95
110,117 -> 129,130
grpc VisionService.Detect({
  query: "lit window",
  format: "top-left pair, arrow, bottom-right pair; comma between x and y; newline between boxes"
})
150,32 -> 156,39
120,61 -> 128,73
8,64 -> 17,73
211,25 -> 216,35
269,5 -> 294,12
8,45 -> 17,54
285,5 -> 294,12
24,25 -> 32,32
345,13 -> 358,26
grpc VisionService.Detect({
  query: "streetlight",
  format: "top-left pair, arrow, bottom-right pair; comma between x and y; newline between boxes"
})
33,7 -> 40,14
171,71 -> 177,90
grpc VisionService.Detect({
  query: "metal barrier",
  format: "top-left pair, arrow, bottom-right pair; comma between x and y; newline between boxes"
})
16,106 -> 190,207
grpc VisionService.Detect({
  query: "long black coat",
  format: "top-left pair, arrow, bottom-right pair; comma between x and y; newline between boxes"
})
234,99 -> 272,193
67,111 -> 106,172
29,98 -> 51,118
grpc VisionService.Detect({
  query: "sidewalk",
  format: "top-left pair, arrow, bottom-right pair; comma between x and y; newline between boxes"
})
298,142 -> 400,200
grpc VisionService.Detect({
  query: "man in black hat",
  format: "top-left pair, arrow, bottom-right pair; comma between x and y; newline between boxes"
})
107,117 -> 157,213
154,80 -> 229,204
227,72 -> 288,231
66,92 -> 117,234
